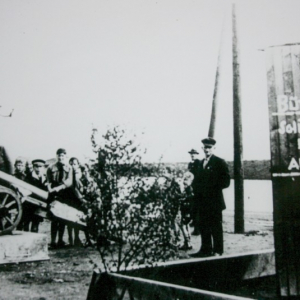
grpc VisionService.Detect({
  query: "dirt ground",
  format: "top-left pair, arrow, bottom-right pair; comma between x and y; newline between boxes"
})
0,211 -> 274,300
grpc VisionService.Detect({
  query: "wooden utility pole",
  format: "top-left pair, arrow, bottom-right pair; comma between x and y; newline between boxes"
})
232,3 -> 244,233
208,17 -> 226,138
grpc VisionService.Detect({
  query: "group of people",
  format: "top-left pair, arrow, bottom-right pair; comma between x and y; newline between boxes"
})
10,148 -> 101,249
136,136 -> 230,257
1,136 -> 230,257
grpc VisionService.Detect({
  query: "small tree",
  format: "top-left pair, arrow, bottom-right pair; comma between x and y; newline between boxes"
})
88,126 -> 180,272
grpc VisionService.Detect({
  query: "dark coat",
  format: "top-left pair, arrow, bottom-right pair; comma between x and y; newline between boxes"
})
27,172 -> 48,191
188,159 -> 202,195
196,155 -> 230,212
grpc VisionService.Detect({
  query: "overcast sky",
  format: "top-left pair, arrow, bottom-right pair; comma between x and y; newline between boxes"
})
1,0 -> 300,164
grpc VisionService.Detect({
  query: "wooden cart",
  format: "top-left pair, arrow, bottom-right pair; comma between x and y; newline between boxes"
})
0,170 -> 86,236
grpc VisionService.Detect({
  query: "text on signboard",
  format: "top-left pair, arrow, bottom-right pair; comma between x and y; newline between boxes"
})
277,95 -> 300,112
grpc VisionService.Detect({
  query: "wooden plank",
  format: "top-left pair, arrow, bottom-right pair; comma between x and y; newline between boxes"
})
122,250 -> 275,288
23,196 -> 47,209
87,250 -> 275,299
22,197 -> 87,226
110,272 -> 256,300
50,200 -> 86,227
0,171 -> 48,200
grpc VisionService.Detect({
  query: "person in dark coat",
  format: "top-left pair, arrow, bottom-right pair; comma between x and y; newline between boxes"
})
26,159 -> 48,232
190,137 -> 230,257
27,159 -> 48,191
46,148 -> 73,249
187,149 -> 202,235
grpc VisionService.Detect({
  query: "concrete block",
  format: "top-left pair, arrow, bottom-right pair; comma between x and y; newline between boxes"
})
0,231 -> 49,264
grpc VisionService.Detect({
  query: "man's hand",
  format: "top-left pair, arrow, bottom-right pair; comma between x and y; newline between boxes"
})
49,186 -> 64,193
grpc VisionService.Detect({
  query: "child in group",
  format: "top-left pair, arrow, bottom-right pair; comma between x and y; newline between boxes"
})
68,157 -> 86,246
26,159 -> 48,232
12,157 -> 30,231
80,164 -> 102,247
27,159 -> 48,191
178,171 -> 194,251
13,157 -> 29,181
161,166 -> 182,248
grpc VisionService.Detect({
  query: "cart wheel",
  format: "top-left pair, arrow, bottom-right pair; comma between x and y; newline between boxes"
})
0,186 -> 23,236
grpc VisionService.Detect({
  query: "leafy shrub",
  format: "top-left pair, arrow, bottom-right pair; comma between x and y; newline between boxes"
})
88,126 -> 181,272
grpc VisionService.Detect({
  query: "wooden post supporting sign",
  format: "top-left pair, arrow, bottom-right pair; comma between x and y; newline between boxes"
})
266,43 -> 300,297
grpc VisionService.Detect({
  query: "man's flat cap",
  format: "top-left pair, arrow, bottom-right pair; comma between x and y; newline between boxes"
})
188,149 -> 199,155
201,137 -> 216,146
56,148 -> 67,155
32,159 -> 46,166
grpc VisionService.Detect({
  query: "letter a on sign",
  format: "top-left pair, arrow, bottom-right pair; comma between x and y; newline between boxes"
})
288,157 -> 300,170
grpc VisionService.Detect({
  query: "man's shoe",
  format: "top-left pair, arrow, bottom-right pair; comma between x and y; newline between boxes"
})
213,252 -> 222,257
56,241 -> 68,248
189,251 -> 212,258
74,239 -> 83,247
186,245 -> 193,250
179,244 -> 193,251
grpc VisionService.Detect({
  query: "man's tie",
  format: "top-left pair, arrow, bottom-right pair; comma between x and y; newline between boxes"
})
203,159 -> 208,169
58,163 -> 64,183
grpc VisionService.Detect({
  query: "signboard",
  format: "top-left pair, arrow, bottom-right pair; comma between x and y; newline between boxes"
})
266,44 -> 300,297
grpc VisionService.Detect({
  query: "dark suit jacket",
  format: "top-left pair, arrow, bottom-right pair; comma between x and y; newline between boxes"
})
197,155 -> 230,212
27,172 -> 48,191
188,159 -> 202,195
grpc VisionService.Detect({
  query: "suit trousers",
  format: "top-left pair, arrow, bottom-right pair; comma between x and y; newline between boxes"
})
199,210 -> 223,255
191,194 -> 201,231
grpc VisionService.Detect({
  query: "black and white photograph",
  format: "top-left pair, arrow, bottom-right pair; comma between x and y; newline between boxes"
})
0,0 -> 300,299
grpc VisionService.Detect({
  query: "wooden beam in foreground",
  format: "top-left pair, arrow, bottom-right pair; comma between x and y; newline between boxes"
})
87,250 -> 275,300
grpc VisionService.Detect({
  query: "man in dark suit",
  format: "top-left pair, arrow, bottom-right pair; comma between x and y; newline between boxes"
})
190,137 -> 230,257
187,149 -> 202,235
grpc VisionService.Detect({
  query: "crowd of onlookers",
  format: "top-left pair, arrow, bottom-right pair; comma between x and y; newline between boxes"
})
1,137 -> 230,258
8,149 -> 101,249
3,147 -> 197,252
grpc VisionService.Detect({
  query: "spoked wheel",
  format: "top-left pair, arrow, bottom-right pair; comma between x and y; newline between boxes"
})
0,186 -> 22,236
